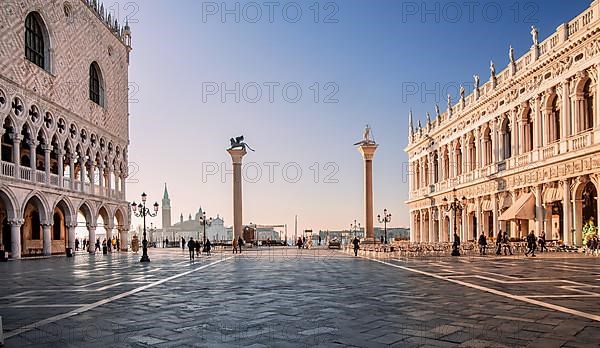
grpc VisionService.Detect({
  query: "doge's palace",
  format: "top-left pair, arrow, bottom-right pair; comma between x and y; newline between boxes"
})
0,0 -> 132,258
406,1 -> 600,246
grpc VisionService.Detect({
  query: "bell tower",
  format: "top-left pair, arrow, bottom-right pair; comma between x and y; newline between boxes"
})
162,183 -> 172,229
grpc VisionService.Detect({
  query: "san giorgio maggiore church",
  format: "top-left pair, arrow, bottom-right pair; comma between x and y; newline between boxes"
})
0,0 -> 132,258
158,185 -> 231,243
406,2 -> 600,246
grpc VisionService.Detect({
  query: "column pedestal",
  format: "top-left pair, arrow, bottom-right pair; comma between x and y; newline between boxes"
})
228,148 -> 247,241
358,143 -> 378,241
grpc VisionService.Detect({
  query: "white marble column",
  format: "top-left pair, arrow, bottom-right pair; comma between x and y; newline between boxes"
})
89,161 -> 96,195
119,228 -> 129,251
56,148 -> 64,187
409,211 -> 416,242
80,158 -> 87,193
43,145 -> 52,184
492,194 -> 499,234
563,179 -> 573,245
88,225 -> 96,254
42,223 -> 51,256
68,155 -> 75,190
535,185 -> 543,236
429,208 -> 435,242
11,134 -> 22,179
10,220 -> 22,259
573,197 -> 583,246
561,80 -> 571,141
29,140 -> 38,182
67,224 -> 76,251
107,165 -> 113,198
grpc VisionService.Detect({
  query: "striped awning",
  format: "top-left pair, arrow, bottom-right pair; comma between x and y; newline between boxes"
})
543,186 -> 563,203
499,193 -> 535,221
481,199 -> 493,212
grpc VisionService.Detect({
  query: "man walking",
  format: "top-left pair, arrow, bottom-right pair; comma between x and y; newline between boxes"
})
352,237 -> 360,256
238,236 -> 244,253
525,230 -> 537,257
538,232 -> 547,252
478,232 -> 487,256
496,231 -> 503,255
187,237 -> 195,260
502,231 -> 513,255
181,237 -> 185,251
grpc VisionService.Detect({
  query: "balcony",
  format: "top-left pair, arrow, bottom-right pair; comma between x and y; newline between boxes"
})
0,160 -> 125,200
570,132 -> 592,151
542,143 -> 559,160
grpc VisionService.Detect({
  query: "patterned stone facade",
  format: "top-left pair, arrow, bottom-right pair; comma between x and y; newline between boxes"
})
406,1 -> 600,246
0,0 -> 132,258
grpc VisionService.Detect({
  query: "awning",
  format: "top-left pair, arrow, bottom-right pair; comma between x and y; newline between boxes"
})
481,199 -> 493,212
499,193 -> 535,221
543,186 -> 563,203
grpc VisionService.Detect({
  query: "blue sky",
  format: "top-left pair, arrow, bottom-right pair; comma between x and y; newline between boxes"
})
124,0 -> 589,232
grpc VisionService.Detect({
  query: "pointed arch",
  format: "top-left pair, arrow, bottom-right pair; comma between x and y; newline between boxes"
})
77,201 -> 95,227
21,191 -> 50,223
0,186 -> 19,220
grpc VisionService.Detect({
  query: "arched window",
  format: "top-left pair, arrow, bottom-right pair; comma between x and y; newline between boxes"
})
502,118 -> 512,160
89,62 -> 104,106
549,95 -> 561,142
524,109 -> 534,153
455,141 -> 462,176
443,149 -> 450,179
483,128 -> 492,166
583,79 -> 594,131
414,162 -> 420,189
468,136 -> 476,171
25,12 -> 49,70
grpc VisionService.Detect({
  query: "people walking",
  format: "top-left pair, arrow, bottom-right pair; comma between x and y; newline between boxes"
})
187,237 -> 195,260
181,237 -> 186,251
232,238 -> 238,254
502,231 -> 513,255
238,236 -> 244,253
297,237 -> 303,249
496,231 -> 502,255
538,232 -> 547,252
116,238 -> 120,251
478,232 -> 487,256
95,238 -> 101,252
352,237 -> 360,256
205,239 -> 212,256
75,238 -> 80,251
195,240 -> 201,257
525,230 -> 537,257
165,238 -> 169,248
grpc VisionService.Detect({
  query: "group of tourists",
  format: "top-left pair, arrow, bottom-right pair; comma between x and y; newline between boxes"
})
186,237 -> 213,260
296,236 -> 313,249
476,230 -> 550,257
74,237 -> 120,253
585,235 -> 599,256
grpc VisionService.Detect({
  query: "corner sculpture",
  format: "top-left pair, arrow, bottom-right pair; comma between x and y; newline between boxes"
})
229,135 -> 255,152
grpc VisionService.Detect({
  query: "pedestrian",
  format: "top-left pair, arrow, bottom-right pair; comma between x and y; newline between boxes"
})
187,237 -> 195,260
297,237 -> 303,249
205,239 -> 212,256
181,237 -> 185,250
302,236 -> 306,249
525,230 -> 537,257
478,231 -> 487,256
318,235 -> 322,246
95,238 -> 101,252
592,235 -> 599,256
165,238 -> 169,248
162,239 -> 165,248
116,238 -> 120,251
232,238 -> 238,254
496,231 -> 502,255
352,236 -> 360,256
238,236 -> 244,253
195,240 -> 201,257
83,238 -> 87,251
502,231 -> 513,255
538,232 -> 547,252
75,238 -> 80,251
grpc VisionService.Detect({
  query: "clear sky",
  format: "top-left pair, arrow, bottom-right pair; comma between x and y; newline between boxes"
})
124,0 -> 589,233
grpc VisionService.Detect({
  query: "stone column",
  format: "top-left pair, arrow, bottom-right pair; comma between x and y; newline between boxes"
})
228,148 -> 248,241
42,223 -> 52,256
120,172 -> 126,200
563,179 -> 573,245
573,197 -> 583,246
535,185 -> 543,236
492,193 -> 499,234
29,140 -> 38,182
10,220 -> 22,259
429,207 -> 435,242
544,204 -> 553,239
461,206 -> 468,241
11,134 -> 22,179
98,163 -> 104,196
43,145 -> 52,184
105,224 -> 114,252
119,228 -> 129,251
80,157 -> 86,193
68,155 -> 75,190
89,161 -> 96,195
88,225 -> 96,254
56,148 -> 64,187
67,224 -> 76,251
491,122 -> 498,164
475,197 -> 482,236
357,143 -> 378,240
107,165 -> 113,198
409,211 -> 416,241
561,80 -> 571,142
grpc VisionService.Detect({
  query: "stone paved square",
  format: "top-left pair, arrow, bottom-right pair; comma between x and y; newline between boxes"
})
1,249 -> 600,347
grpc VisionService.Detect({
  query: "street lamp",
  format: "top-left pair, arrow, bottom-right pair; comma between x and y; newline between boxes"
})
200,212 -> 213,246
131,192 -> 159,262
442,188 -> 466,257
378,209 -> 392,244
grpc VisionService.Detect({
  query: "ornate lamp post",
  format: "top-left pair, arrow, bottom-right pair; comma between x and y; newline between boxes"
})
442,188 -> 466,257
131,192 -> 159,262
200,212 -> 213,246
378,209 -> 392,244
